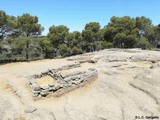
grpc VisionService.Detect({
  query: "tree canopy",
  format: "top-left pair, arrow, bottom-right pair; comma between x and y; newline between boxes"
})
0,10 -> 160,63
17,13 -> 43,37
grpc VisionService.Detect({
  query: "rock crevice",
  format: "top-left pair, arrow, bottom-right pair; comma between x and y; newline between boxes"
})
129,83 -> 159,105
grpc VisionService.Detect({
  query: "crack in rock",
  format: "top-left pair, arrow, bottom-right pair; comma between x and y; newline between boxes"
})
95,116 -> 108,120
129,83 -> 159,105
64,96 -> 70,120
24,106 -> 37,113
49,111 -> 56,120
121,107 -> 125,120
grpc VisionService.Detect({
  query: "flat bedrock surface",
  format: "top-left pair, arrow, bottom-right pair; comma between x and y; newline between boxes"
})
0,49 -> 160,120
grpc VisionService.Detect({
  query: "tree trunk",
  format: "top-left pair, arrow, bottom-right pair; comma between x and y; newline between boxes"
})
26,40 -> 29,61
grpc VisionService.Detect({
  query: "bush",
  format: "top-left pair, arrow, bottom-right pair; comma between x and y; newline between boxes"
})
72,46 -> 83,55
58,43 -> 71,57
101,41 -> 113,49
137,36 -> 151,49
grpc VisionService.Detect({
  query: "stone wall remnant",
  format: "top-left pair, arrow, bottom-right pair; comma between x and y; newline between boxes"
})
28,66 -> 98,100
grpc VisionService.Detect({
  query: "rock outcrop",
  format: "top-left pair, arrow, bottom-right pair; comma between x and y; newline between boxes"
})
0,49 -> 160,120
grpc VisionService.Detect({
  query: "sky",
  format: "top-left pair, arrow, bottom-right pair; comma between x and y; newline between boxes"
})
1,0 -> 160,35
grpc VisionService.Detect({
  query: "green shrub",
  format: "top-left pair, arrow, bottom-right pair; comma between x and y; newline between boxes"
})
101,41 -> 113,49
58,43 -> 71,57
72,46 -> 83,55
137,36 -> 151,49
